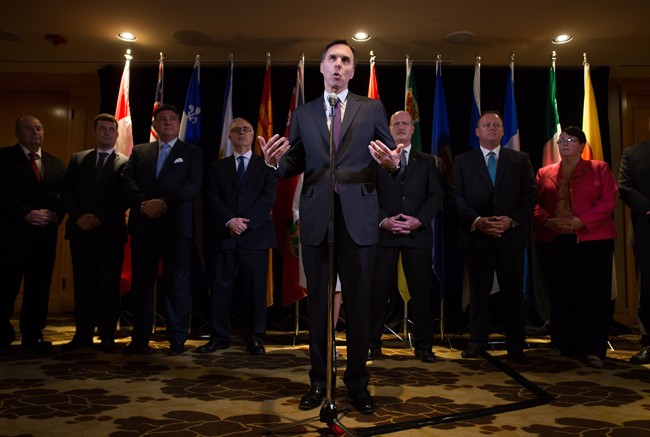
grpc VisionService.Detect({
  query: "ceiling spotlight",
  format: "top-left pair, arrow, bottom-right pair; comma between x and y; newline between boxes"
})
352,32 -> 370,42
552,34 -> 573,44
117,32 -> 137,42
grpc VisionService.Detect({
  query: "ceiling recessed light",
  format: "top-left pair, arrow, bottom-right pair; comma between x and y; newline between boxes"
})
446,31 -> 474,44
552,34 -> 573,44
117,32 -> 137,42
352,32 -> 370,42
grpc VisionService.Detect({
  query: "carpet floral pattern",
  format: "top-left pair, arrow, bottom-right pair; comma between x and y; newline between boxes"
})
2,321 -> 650,436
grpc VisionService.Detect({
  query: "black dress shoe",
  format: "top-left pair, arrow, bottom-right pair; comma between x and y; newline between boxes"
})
96,338 -> 116,352
299,385 -> 325,410
349,388 -> 377,414
60,339 -> 93,352
167,342 -> 186,356
414,348 -> 437,363
123,342 -> 152,356
196,339 -> 231,354
21,338 -> 52,355
367,346 -> 382,361
630,346 -> 650,364
247,339 -> 266,356
507,350 -> 528,364
461,347 -> 483,359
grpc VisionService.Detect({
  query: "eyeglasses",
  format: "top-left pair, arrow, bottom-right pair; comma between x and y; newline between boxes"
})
557,138 -> 579,144
230,126 -> 252,134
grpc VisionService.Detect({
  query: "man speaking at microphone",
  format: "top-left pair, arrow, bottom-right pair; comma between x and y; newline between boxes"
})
259,39 -> 401,414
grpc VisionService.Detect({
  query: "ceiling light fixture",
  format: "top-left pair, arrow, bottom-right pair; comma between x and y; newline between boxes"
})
552,34 -> 573,44
117,32 -> 137,42
352,32 -> 370,42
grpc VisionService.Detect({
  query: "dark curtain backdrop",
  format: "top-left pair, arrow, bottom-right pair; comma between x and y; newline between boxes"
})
98,61 -> 610,331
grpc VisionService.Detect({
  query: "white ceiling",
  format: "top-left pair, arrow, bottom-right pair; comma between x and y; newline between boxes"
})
1,0 -> 649,76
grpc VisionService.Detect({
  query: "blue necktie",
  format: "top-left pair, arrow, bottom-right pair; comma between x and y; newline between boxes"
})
156,143 -> 170,177
487,151 -> 497,184
237,156 -> 246,182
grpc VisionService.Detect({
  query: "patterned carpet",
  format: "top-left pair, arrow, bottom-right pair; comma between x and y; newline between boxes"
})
2,318 -> 650,437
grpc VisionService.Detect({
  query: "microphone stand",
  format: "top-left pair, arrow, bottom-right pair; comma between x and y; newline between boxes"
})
264,96 -> 353,436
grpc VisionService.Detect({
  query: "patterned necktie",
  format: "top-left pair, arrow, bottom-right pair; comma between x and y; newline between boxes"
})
332,99 -> 341,151
156,143 -> 170,177
400,150 -> 408,175
96,152 -> 108,181
237,156 -> 246,182
29,152 -> 42,181
487,151 -> 497,184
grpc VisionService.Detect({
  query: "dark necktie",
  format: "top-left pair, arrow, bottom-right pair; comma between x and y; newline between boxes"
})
237,156 -> 246,182
400,150 -> 408,175
487,151 -> 497,184
332,99 -> 341,151
156,143 -> 170,177
96,152 -> 108,181
29,152 -> 42,181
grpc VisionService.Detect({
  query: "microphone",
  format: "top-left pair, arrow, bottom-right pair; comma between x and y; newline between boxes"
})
328,93 -> 338,107
328,93 -> 338,119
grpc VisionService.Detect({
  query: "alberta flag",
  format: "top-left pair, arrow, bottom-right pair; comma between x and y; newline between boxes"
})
431,58 -> 451,290
219,56 -> 234,158
179,55 -> 201,145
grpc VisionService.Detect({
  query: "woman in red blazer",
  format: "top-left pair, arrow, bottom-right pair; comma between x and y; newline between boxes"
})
534,126 -> 617,369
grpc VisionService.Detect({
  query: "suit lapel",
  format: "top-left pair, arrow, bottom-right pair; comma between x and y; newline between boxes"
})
338,93 -> 361,155
225,155 -> 239,187
310,99 -> 330,149
472,149 -> 493,187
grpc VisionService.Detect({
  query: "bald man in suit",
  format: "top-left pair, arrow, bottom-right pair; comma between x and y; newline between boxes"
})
0,115 -> 65,354
451,110 -> 536,364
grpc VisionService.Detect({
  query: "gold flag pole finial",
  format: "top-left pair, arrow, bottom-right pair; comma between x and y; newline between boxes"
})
228,53 -> 234,62
551,50 -> 557,68
436,53 -> 442,62
509,52 -> 515,64
583,52 -> 588,67
124,49 -> 133,61
370,50 -> 375,63
159,51 -> 165,61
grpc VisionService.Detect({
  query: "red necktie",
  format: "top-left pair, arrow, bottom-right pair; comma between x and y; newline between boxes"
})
29,152 -> 42,181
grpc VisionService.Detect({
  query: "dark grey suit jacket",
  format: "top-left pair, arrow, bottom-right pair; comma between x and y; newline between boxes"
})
451,147 -> 537,249
276,92 -> 396,246
619,139 -> 650,248
63,149 -> 128,242
0,143 -> 65,243
205,153 -> 277,251
377,149 -> 442,248
121,140 -> 202,238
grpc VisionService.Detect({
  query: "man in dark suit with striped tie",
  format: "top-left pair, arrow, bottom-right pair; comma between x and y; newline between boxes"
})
61,114 -> 129,352
0,115 -> 65,354
198,117 -> 277,356
121,104 -> 203,357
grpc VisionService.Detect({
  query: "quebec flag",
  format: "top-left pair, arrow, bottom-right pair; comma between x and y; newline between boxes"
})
180,56 -> 201,145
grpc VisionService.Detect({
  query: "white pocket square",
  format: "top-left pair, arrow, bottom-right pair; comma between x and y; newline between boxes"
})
174,158 -> 184,164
